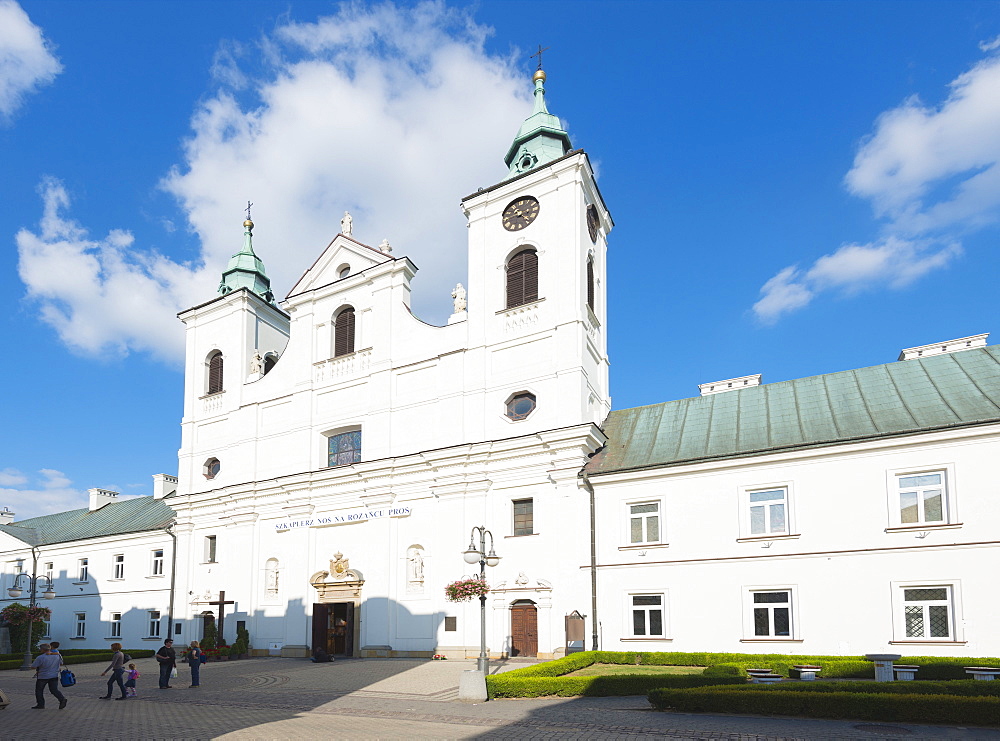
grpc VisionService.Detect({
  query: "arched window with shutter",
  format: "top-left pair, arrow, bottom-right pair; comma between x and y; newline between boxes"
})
334,307 -> 356,357
586,257 -> 595,312
207,352 -> 224,394
505,249 -> 538,309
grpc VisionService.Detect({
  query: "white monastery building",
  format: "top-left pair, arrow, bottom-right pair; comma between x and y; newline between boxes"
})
2,68 -> 999,661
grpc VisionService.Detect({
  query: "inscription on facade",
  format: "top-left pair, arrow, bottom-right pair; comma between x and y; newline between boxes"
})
276,505 -> 412,531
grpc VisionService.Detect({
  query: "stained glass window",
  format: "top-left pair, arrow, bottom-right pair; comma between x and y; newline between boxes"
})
328,431 -> 362,467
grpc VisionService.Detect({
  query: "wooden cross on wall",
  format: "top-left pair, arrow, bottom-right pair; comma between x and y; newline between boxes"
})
194,590 -> 236,643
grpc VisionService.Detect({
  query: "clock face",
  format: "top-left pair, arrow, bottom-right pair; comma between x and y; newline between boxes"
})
586,204 -> 600,242
502,196 -> 540,231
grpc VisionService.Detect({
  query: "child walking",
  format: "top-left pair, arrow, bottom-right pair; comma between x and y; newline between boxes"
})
124,663 -> 140,697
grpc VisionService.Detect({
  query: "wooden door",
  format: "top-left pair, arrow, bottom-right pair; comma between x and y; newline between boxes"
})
510,603 -> 538,657
311,603 -> 329,653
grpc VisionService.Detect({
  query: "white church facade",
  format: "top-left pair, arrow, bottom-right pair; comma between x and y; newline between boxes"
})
3,68 -> 999,661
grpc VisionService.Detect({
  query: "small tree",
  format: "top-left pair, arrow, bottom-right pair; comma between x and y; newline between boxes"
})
201,619 -> 217,651
231,625 -> 251,657
0,603 -> 50,654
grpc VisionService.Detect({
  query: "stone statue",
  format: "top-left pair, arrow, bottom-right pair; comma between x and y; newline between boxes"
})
341,211 -> 353,236
407,548 -> 424,583
451,283 -> 467,313
249,350 -> 263,375
378,238 -> 392,253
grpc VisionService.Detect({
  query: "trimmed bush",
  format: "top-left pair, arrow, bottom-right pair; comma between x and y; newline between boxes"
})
702,680 -> 1000,697
0,649 -> 155,671
647,687 -> 1000,726
703,663 -> 746,678
487,673 -> 745,699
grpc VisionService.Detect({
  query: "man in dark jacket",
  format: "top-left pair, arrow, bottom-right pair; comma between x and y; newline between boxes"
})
155,639 -> 176,689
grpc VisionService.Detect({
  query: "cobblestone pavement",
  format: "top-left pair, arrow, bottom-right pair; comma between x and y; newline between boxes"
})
1,657 -> 997,740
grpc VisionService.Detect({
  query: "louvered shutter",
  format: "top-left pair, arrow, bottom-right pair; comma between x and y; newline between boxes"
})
587,259 -> 595,311
207,353 -> 224,394
334,308 -> 355,357
506,250 -> 538,309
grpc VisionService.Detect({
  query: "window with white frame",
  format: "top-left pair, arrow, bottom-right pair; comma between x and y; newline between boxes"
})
749,589 -> 793,638
747,488 -> 787,535
151,549 -> 164,576
897,471 -> 947,525
901,586 -> 954,640
41,619 -> 51,638
148,610 -> 161,638
113,554 -> 124,580
44,562 -> 53,582
110,612 -> 122,638
627,502 -> 660,545
629,594 -> 666,638
78,558 -> 89,582
75,612 -> 86,638
205,535 -> 217,563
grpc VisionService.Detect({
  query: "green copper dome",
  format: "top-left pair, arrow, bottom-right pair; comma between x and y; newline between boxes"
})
218,219 -> 275,303
503,69 -> 572,180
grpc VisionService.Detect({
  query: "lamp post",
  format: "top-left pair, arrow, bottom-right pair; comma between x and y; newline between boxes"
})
7,546 -> 56,671
462,526 -> 501,674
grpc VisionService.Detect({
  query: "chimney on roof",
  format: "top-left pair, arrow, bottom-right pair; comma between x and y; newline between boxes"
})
88,488 -> 119,511
152,473 -> 178,500
699,374 -> 762,396
0,507 -> 14,525
898,333 -> 989,361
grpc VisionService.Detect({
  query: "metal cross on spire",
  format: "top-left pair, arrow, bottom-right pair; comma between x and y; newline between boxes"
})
245,201 -> 253,220
530,44 -> 549,70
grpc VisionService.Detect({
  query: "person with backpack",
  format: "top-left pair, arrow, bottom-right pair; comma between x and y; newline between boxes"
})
30,643 -> 68,710
99,642 -> 128,700
185,640 -> 203,687
124,663 -> 140,697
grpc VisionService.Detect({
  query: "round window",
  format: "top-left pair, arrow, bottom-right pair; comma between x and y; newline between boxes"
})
506,393 -> 536,421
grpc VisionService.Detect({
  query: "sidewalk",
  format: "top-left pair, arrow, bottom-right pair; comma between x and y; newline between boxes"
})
1,656 -> 996,739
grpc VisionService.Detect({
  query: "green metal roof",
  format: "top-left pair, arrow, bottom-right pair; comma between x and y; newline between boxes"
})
586,345 -> 1000,476
503,70 -> 572,181
0,496 -> 175,546
219,219 -> 275,303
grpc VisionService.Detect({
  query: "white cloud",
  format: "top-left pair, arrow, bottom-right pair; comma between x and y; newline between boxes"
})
754,238 -> 962,324
0,468 -> 27,486
755,41 -> 999,322
16,2 -> 529,361
0,0 -> 62,120
0,469 -> 86,521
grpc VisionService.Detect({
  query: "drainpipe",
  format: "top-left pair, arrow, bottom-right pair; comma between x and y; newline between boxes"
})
579,471 -> 599,651
166,522 -> 177,639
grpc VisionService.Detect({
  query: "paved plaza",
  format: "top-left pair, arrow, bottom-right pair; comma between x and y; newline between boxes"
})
1,657 -> 997,740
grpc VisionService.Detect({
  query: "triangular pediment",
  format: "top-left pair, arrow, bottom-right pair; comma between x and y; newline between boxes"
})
286,235 -> 392,298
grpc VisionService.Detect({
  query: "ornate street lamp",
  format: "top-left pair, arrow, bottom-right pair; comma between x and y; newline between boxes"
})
462,526 -> 501,674
7,546 -> 56,671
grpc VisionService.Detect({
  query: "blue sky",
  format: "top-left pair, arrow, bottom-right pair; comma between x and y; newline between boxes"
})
3,0 -> 1000,518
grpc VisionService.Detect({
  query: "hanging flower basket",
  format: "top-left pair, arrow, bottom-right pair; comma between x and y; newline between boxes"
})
444,577 -> 490,602
0,603 -> 51,625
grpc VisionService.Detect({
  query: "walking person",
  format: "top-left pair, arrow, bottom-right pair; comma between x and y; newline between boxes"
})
155,638 -> 176,689
124,663 -> 140,697
30,643 -> 67,710
100,642 -> 128,700
185,640 -> 202,687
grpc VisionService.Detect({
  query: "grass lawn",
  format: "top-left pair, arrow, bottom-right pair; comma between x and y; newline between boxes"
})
565,663 -> 705,677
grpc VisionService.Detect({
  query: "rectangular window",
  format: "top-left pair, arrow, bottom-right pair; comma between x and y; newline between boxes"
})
78,558 -> 89,583
628,502 -> 660,545
44,562 -> 53,582
327,430 -> 362,467
751,590 -> 792,637
748,488 -> 787,535
444,616 -> 457,632
152,549 -> 164,576
113,554 -> 124,580
110,612 -> 122,638
903,587 -> 953,639
897,472 -> 946,525
630,594 -> 665,638
513,499 -> 534,536
148,610 -> 161,638
41,619 -> 51,638
205,535 -> 217,563
75,613 -> 86,638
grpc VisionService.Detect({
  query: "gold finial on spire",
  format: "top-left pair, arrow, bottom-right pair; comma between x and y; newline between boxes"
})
244,200 -> 254,229
530,44 -> 549,82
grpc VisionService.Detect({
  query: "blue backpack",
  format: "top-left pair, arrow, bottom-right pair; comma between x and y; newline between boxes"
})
59,668 -> 76,687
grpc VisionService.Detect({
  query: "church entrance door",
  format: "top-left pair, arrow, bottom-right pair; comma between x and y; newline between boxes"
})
311,602 -> 354,657
510,601 -> 537,657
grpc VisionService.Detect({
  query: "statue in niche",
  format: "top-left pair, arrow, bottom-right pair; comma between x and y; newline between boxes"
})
406,546 -> 424,593
249,350 -> 264,375
451,283 -> 467,313
378,238 -> 392,253
265,560 -> 279,596
341,211 -> 353,236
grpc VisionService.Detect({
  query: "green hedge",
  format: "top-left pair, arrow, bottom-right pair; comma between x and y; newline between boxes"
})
647,687 -> 1000,726
0,649 -> 155,671
488,673 -> 745,698
701,680 -> 1000,697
